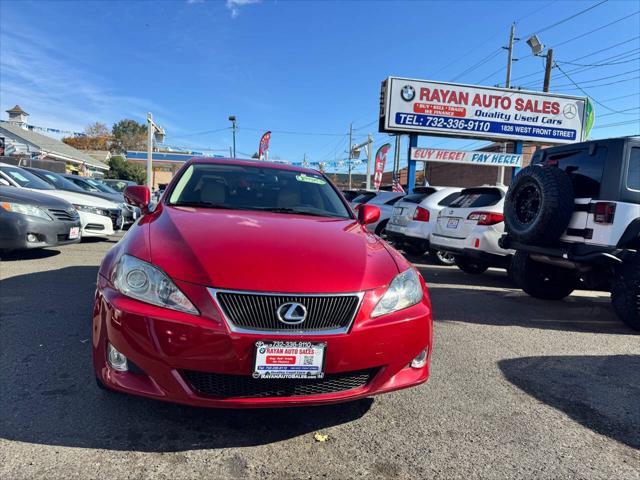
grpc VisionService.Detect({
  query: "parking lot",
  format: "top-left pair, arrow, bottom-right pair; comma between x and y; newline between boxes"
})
1,236 -> 638,479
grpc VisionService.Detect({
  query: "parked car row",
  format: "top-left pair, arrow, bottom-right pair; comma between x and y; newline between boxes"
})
0,162 -> 139,252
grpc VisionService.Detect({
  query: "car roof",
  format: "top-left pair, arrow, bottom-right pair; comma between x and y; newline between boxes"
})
189,157 -> 322,175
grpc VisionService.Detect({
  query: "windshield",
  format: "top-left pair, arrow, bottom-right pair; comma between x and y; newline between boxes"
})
449,188 -> 503,208
0,166 -> 55,190
351,192 -> 376,204
86,178 -> 118,193
168,163 -> 351,219
31,169 -> 84,192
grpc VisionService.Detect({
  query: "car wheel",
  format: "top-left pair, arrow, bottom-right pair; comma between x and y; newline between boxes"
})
431,249 -> 456,266
611,255 -> 640,331
454,257 -> 488,274
504,165 -> 574,245
375,220 -> 389,237
510,251 -> 578,300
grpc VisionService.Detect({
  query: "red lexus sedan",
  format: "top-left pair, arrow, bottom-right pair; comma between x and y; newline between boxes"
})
93,158 -> 433,407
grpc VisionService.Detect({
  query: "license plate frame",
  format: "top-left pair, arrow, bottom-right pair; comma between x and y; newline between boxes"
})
68,227 -> 80,239
253,341 -> 326,379
446,218 -> 460,229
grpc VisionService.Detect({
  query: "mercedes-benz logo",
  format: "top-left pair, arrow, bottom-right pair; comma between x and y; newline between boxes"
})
563,104 -> 577,119
401,85 -> 415,102
276,302 -> 307,325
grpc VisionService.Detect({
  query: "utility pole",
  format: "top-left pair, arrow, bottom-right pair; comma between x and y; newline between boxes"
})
366,133 -> 372,191
393,134 -> 401,182
347,122 -> 353,189
228,115 -> 237,158
147,112 -> 154,191
352,135 -> 374,190
499,22 -> 517,186
543,48 -> 554,92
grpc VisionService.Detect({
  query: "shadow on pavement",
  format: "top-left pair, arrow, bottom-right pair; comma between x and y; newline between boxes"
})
414,262 -> 636,335
0,266 -> 372,453
498,355 -> 640,449
0,248 -> 61,261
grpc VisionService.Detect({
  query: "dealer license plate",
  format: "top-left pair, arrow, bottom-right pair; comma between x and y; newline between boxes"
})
253,341 -> 325,379
68,227 -> 80,239
446,218 -> 459,229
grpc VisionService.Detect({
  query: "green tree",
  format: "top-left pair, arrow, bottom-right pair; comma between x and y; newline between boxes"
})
105,155 -> 146,184
111,119 -> 146,153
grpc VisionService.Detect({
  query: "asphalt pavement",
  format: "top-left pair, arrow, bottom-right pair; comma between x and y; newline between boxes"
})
1,237 -> 638,479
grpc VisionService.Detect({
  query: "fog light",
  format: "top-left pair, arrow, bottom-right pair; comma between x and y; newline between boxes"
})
107,343 -> 128,372
411,349 -> 428,369
27,233 -> 38,243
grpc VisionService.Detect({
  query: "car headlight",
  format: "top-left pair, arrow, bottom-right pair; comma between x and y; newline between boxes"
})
73,204 -> 109,217
112,254 -> 199,315
372,268 -> 423,317
0,201 -> 52,221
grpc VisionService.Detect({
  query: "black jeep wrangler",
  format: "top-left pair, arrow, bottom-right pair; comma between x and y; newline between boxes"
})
500,136 -> 640,330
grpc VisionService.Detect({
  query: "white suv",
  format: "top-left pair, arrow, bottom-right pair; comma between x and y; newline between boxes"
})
431,185 -> 514,274
501,136 -> 640,330
385,186 -> 462,264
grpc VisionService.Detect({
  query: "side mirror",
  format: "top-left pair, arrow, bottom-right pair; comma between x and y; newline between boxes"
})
124,185 -> 151,214
357,204 -> 380,225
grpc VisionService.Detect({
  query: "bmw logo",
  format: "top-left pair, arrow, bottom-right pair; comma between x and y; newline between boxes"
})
401,85 -> 415,102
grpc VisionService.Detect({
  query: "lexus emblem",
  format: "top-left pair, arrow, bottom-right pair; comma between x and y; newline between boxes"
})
276,302 -> 307,325
401,85 -> 415,102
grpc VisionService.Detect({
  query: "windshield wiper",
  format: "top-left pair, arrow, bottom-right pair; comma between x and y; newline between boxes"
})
256,207 -> 341,218
172,201 -> 231,209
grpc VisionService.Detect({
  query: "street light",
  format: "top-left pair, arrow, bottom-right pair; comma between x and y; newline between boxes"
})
228,115 -> 237,158
526,35 -> 545,56
147,112 -> 165,191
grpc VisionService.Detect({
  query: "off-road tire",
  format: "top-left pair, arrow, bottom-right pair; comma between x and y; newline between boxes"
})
510,251 -> 578,300
454,257 -> 488,274
611,255 -> 640,331
505,166 -> 574,245
431,249 -> 456,266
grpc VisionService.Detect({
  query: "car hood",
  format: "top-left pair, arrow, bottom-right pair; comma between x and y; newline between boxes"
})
0,186 -> 74,209
25,188 -> 120,208
148,206 -> 400,292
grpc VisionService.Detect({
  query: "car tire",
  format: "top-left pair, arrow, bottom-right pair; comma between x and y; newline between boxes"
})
375,220 -> 389,236
510,251 -> 578,300
504,165 -> 574,245
431,249 -> 456,266
454,257 -> 488,274
611,255 -> 640,331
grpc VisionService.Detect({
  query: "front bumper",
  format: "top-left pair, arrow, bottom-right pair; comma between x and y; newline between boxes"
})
93,276 -> 433,408
79,210 -> 116,237
0,215 -> 81,250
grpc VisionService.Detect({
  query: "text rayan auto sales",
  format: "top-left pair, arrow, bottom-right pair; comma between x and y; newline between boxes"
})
416,87 -> 564,125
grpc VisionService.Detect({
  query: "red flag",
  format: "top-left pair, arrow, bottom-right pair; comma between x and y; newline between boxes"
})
373,143 -> 391,191
258,131 -> 271,159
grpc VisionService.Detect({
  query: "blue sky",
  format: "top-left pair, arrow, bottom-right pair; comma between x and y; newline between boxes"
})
1,0 -> 638,173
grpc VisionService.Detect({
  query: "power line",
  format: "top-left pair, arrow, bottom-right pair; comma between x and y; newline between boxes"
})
556,56 -> 640,67
554,63 -> 638,114
239,127 -> 346,137
170,127 -> 230,139
556,74 -> 640,90
550,10 -> 640,50
599,107 -> 640,118
520,0 -> 609,38
592,119 -> 640,129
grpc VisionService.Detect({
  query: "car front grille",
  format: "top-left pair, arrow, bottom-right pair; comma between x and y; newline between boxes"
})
213,291 -> 361,333
180,368 -> 378,399
48,208 -> 79,221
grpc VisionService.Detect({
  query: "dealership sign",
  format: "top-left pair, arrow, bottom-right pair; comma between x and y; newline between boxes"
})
411,147 -> 523,167
379,77 -> 593,144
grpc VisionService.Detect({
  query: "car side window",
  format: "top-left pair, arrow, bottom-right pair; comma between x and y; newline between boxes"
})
628,147 -> 640,191
545,147 -> 607,198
